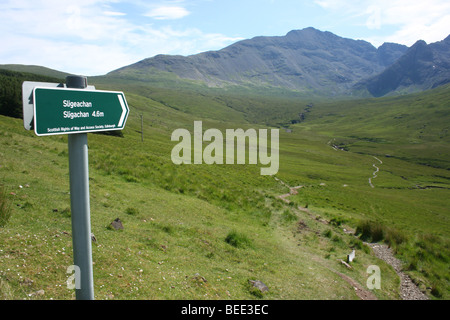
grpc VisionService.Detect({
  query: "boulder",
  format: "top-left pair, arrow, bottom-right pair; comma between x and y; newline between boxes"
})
249,280 -> 268,293
110,218 -> 124,230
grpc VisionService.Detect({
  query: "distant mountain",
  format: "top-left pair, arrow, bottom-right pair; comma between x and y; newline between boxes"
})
109,27 -> 409,96
354,36 -> 450,97
4,28 -> 448,97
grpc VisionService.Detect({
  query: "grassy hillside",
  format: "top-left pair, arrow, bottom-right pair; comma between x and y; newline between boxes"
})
92,74 -> 324,127
0,75 -> 449,300
300,84 -> 450,170
278,84 -> 450,298
0,65 -> 70,79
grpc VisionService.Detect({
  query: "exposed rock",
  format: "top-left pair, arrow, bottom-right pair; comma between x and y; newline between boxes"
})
110,218 -> 124,230
29,289 -> 45,297
192,273 -> 207,283
249,280 -> 269,293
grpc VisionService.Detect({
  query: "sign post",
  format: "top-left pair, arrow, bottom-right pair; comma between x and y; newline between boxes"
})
66,75 -> 94,300
22,75 -> 129,300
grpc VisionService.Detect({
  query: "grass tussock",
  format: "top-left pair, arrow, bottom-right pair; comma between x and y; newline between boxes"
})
281,209 -> 298,223
225,230 -> 253,249
0,186 -> 12,227
355,219 -> 407,246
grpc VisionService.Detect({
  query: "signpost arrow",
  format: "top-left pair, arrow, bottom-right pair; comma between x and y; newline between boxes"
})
33,87 -> 129,136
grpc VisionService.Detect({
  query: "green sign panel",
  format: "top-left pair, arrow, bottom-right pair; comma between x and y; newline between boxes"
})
33,87 -> 129,136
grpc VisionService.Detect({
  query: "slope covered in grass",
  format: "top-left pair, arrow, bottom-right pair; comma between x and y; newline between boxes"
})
0,75 -> 449,300
0,85 -> 402,300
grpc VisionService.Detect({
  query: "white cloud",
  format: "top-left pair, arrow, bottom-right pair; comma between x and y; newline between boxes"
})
365,5 -> 382,30
0,1 -> 239,75
314,0 -> 350,10
377,0 -> 450,45
145,6 -> 190,20
103,11 -> 127,16
315,0 -> 450,46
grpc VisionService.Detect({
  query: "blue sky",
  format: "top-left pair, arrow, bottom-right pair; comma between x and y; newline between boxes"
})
1,0 -> 449,75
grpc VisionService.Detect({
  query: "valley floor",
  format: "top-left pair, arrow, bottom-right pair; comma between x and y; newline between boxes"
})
1,83 -> 449,300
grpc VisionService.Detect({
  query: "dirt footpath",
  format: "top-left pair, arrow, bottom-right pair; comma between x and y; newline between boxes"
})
367,243 -> 429,300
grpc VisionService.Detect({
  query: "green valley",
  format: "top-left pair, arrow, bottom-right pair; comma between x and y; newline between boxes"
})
0,68 -> 449,300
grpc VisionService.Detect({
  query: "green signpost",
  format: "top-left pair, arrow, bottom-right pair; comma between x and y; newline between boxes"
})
33,87 -> 129,136
22,76 -> 129,300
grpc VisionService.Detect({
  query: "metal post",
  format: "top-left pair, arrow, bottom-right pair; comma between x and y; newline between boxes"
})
67,75 -> 94,300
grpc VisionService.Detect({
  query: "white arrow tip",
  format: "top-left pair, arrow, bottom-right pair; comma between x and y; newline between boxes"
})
117,94 -> 127,127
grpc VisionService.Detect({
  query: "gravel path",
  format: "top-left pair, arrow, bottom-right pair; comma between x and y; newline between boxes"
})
367,243 -> 429,300
275,177 -> 429,300
369,156 -> 382,188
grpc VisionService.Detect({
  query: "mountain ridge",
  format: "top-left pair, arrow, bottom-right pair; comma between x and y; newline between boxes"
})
355,35 -> 450,96
2,28 -> 448,97
109,27 -> 415,96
